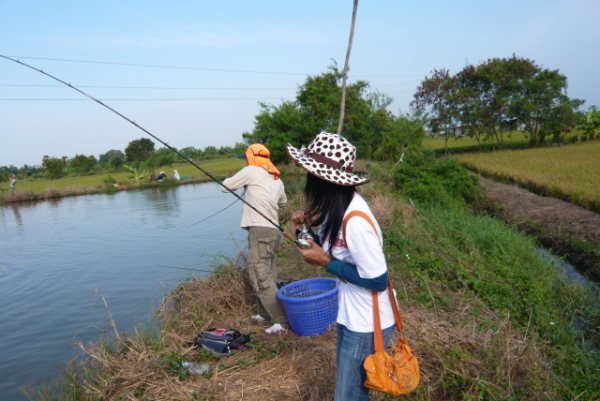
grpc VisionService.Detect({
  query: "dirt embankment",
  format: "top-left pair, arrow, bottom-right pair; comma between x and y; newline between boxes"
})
478,176 -> 600,281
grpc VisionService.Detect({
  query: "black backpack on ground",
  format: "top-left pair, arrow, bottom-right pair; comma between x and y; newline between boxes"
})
193,328 -> 250,358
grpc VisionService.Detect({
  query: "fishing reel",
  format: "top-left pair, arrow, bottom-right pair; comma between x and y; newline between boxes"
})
296,223 -> 313,249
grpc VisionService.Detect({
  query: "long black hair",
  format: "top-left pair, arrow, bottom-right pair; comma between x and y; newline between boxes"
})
305,173 -> 355,254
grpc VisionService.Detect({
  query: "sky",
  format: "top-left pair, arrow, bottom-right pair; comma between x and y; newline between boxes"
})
1,0 -> 599,167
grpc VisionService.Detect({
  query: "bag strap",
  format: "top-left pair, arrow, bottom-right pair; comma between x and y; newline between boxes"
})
342,211 -> 404,353
342,210 -> 381,246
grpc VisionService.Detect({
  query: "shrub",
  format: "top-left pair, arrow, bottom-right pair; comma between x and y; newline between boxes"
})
394,150 -> 481,207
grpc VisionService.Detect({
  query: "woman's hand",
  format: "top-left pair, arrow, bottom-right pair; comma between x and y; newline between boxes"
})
291,210 -> 312,229
297,239 -> 330,267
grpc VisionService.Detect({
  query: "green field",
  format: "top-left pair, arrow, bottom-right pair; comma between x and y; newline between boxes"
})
1,158 -> 246,201
455,140 -> 600,211
423,130 -> 582,153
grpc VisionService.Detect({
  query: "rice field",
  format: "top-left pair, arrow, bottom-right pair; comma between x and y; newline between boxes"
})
424,130 -> 582,153
455,140 -> 600,211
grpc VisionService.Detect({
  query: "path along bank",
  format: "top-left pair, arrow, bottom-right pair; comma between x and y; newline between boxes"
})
477,175 -> 600,283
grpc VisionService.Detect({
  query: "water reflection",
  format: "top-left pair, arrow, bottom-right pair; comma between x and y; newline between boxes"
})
9,204 -> 22,226
0,182 -> 244,401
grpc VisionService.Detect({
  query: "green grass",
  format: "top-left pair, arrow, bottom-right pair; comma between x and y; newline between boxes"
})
1,158 -> 246,201
423,130 -> 582,154
455,140 -> 600,212
382,155 -> 600,399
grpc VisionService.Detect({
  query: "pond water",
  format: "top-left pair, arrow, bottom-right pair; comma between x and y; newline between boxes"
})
0,182 -> 245,400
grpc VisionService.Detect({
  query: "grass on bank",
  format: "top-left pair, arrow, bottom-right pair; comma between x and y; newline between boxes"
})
0,158 -> 245,203
423,130 -> 582,154
454,140 -> 600,212
27,158 -> 600,401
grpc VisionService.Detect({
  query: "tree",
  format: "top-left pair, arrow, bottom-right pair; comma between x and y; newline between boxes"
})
580,106 -> 600,140
244,65 -> 398,163
243,101 -> 304,163
412,56 -> 584,149
99,149 -> 125,170
42,156 -> 67,179
125,138 -> 155,166
373,113 -> 425,162
412,69 -> 457,155
70,154 -> 97,175
508,63 -> 584,144
202,146 -> 219,160
122,163 -> 144,185
180,146 -> 203,160
152,147 -> 178,166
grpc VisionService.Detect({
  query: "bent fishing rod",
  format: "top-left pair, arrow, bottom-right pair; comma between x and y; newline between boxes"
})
1,54 -> 301,245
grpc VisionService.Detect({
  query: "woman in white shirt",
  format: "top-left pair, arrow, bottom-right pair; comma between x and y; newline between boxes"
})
287,132 -> 395,401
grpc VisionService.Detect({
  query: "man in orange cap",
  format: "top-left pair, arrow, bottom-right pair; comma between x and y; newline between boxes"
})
222,144 -> 287,331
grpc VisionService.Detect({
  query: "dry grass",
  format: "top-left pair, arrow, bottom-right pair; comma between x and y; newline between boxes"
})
67,242 -> 558,401
75,259 -> 337,401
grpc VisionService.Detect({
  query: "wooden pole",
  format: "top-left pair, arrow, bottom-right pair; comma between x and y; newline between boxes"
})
336,0 -> 359,135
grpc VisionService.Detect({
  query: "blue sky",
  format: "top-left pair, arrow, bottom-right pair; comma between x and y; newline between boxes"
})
1,0 -> 598,167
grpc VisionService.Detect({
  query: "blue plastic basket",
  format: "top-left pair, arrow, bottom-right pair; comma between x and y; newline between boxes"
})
277,277 -> 338,336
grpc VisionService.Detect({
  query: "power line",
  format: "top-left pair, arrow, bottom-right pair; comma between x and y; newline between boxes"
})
6,55 -> 308,76
0,83 -> 295,90
0,97 -> 285,101
5,55 -> 423,78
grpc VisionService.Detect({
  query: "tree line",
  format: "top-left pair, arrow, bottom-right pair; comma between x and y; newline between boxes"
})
2,56 -> 599,182
412,55 -> 596,154
0,142 -> 248,182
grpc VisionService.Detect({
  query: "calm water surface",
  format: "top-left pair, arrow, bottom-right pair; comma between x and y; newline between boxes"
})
0,182 -> 245,400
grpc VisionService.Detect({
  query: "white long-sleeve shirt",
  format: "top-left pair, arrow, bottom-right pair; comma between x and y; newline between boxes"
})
322,193 -> 395,332
222,165 -> 287,229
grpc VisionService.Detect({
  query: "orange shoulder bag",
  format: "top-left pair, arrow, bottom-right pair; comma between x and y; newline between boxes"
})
343,211 -> 420,396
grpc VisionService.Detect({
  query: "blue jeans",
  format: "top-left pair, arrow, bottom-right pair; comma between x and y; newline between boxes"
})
334,323 -> 396,401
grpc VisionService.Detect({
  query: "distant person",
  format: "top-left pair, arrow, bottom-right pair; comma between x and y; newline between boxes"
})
222,144 -> 288,333
9,175 -> 16,195
173,169 -> 181,181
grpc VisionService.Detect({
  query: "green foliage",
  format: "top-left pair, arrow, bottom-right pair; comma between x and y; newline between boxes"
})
69,154 -> 97,175
390,201 -> 600,399
125,138 -> 155,166
42,155 -> 67,179
99,149 -> 125,170
0,165 -> 15,182
394,150 -> 481,207
243,65 -> 404,163
580,105 -> 600,140
413,55 -> 584,149
373,113 -> 425,162
122,163 -> 145,184
164,353 -> 189,380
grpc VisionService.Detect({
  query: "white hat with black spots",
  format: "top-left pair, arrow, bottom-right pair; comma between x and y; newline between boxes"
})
286,131 -> 368,186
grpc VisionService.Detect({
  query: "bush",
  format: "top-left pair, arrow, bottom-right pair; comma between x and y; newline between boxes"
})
394,149 -> 481,207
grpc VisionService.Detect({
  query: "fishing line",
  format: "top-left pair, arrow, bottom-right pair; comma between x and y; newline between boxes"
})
0,54 -> 297,244
185,191 -> 243,229
158,264 -> 216,273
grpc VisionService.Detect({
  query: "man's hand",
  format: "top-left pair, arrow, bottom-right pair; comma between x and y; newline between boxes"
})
291,210 -> 312,230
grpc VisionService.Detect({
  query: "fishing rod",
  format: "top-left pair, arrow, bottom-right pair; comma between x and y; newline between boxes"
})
0,54 -> 300,245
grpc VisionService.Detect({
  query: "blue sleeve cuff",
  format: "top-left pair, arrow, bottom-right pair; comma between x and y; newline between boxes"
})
326,258 -> 388,292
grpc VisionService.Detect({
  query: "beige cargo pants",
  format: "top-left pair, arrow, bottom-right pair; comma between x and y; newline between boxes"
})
247,226 -> 287,323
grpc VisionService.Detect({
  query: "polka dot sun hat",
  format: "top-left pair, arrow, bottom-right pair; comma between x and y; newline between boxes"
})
286,132 -> 368,186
